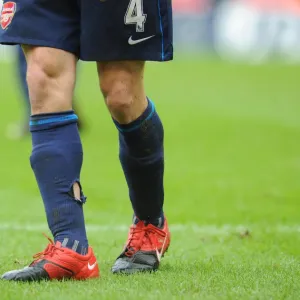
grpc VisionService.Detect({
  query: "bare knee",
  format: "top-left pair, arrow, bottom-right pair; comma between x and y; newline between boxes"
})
26,61 -> 56,113
23,46 -> 77,114
97,61 -> 147,124
101,76 -> 133,113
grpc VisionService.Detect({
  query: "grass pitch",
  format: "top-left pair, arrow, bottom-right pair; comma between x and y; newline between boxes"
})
0,57 -> 299,299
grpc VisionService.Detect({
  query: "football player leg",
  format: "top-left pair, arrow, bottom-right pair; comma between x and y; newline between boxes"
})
6,46 -> 85,140
1,46 -> 99,282
98,61 -> 170,274
78,0 -> 173,274
0,0 -> 98,281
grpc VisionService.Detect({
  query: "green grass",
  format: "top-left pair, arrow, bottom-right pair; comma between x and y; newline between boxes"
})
0,57 -> 299,299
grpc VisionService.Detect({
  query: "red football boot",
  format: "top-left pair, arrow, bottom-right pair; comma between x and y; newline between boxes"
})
112,218 -> 170,274
1,236 -> 99,282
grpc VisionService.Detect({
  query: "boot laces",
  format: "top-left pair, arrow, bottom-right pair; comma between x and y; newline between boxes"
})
31,233 -> 65,264
124,224 -> 163,257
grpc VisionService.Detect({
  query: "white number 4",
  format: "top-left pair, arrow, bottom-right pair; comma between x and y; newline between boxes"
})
125,0 -> 147,32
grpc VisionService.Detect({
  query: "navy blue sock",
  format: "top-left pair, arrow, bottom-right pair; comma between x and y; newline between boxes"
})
114,99 -> 165,225
30,111 -> 88,255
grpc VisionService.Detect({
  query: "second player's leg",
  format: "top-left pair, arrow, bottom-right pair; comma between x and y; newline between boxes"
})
5,47 -> 30,140
17,46 -> 30,112
97,60 -> 170,274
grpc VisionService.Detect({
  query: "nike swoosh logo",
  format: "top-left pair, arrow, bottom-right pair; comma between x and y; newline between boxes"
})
156,235 -> 167,263
88,261 -> 97,270
128,35 -> 155,45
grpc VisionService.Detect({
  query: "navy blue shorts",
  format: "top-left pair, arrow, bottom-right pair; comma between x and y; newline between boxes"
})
0,0 -> 173,61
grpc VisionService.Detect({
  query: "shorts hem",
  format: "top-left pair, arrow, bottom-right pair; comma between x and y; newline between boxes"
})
0,37 -> 173,62
0,37 -> 78,56
80,52 -> 173,62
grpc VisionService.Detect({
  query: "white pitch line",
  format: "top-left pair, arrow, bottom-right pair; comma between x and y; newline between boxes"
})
0,223 -> 299,234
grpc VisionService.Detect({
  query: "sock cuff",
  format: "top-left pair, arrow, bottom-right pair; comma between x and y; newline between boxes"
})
31,110 -> 75,119
114,98 -> 155,133
30,111 -> 78,132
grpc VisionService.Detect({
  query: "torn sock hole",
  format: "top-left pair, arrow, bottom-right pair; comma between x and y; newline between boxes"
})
68,181 -> 87,204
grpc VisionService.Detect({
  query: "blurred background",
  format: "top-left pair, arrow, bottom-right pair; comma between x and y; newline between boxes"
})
173,0 -> 300,63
